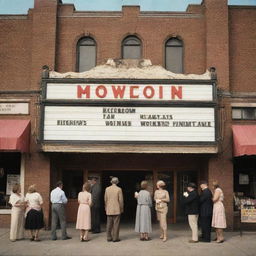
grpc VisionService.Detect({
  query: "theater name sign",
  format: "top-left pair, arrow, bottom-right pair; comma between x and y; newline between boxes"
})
41,81 -> 217,144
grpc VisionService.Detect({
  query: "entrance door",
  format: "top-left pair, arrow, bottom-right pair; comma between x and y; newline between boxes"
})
62,169 -> 84,222
176,171 -> 198,222
101,171 -> 153,222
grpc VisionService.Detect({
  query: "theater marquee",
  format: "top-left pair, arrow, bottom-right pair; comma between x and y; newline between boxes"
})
41,80 -> 217,144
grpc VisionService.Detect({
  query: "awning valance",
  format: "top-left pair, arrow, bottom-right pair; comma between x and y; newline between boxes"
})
0,120 -> 30,153
232,125 -> 256,157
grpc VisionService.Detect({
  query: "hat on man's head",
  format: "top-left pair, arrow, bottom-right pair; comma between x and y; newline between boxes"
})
110,177 -> 119,184
187,182 -> 197,189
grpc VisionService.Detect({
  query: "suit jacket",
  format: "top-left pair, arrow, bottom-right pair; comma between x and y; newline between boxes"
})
199,188 -> 213,217
104,184 -> 124,215
91,183 -> 101,208
183,190 -> 199,215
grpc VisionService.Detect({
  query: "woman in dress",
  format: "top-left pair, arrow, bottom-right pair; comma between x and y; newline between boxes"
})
25,184 -> 44,241
154,180 -> 170,242
212,181 -> 227,243
135,180 -> 152,241
9,184 -> 25,242
76,182 -> 92,242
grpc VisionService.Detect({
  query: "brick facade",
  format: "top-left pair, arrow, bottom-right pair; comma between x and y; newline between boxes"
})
0,0 -> 255,229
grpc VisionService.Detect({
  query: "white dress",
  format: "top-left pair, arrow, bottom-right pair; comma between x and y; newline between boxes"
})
212,188 -> 227,229
9,193 -> 25,241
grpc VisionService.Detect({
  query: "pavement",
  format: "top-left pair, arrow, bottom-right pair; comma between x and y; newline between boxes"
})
0,224 -> 256,256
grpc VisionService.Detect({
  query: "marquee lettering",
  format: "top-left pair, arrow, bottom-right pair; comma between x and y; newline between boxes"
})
77,84 -> 183,100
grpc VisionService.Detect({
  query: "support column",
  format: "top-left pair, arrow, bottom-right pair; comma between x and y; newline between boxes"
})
25,153 -> 51,228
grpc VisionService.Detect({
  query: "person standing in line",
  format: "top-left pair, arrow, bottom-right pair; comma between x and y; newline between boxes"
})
76,182 -> 92,242
154,180 -> 170,242
183,182 -> 200,243
199,181 -> 213,243
25,184 -> 44,241
212,181 -> 227,243
50,181 -> 71,240
135,180 -> 153,241
90,177 -> 101,233
9,184 -> 25,242
104,177 -> 123,242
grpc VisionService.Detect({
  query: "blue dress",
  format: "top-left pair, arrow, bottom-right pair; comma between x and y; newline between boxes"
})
135,190 -> 152,233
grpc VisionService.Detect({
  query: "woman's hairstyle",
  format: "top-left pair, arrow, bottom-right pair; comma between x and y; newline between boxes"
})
141,180 -> 148,189
27,184 -> 37,193
212,181 -> 220,189
157,180 -> 166,188
83,182 -> 91,192
12,183 -> 20,194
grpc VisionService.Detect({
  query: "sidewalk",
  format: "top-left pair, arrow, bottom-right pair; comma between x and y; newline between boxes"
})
0,224 -> 256,256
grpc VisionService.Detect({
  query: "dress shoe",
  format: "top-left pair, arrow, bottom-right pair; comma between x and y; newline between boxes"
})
107,239 -> 113,242
62,236 -> 72,240
51,238 -> 57,241
113,239 -> 121,242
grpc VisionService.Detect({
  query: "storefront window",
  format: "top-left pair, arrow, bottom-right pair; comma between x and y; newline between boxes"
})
0,153 -> 21,209
233,156 -> 256,211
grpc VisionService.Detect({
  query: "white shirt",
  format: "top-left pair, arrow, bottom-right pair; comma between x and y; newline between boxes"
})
50,187 -> 68,204
25,192 -> 43,210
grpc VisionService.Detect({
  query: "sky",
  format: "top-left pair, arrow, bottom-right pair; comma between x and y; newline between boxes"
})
0,0 -> 255,14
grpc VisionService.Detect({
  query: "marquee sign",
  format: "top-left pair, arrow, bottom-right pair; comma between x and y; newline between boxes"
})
43,106 -> 215,142
45,83 -> 214,102
41,80 -> 217,144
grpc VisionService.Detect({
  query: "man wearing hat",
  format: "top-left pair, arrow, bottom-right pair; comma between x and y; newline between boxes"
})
104,177 -> 124,242
183,182 -> 200,243
199,180 -> 213,242
90,177 -> 101,233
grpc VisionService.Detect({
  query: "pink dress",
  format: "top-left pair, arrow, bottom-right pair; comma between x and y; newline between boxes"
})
76,191 -> 92,230
212,188 -> 227,229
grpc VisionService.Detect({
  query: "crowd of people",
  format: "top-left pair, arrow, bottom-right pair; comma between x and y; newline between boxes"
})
8,177 -> 226,244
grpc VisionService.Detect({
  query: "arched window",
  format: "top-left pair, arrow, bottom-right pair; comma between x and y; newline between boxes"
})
77,37 -> 96,72
122,36 -> 142,59
165,38 -> 183,73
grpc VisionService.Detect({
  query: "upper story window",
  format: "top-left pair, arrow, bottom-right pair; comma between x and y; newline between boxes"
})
232,108 -> 256,120
122,36 -> 142,59
165,37 -> 183,73
77,37 -> 96,72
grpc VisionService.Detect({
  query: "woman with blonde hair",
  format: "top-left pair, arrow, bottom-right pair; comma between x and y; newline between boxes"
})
25,184 -> 44,241
9,184 -> 25,242
135,180 -> 152,241
76,182 -> 92,242
154,180 -> 170,242
212,181 -> 226,243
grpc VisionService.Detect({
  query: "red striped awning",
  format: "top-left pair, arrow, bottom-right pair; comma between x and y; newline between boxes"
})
0,120 -> 30,153
232,125 -> 256,157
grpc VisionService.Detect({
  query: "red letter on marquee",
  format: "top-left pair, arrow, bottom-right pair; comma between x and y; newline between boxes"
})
95,85 -> 107,98
130,86 -> 139,99
77,85 -> 90,98
112,86 -> 126,99
143,86 -> 155,99
159,86 -> 163,99
171,86 -> 183,99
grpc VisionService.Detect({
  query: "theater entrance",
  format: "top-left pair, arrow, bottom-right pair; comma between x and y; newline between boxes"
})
101,171 -> 153,222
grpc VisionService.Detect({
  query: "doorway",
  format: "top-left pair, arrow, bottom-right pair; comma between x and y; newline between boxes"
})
176,171 -> 198,222
101,171 -> 153,222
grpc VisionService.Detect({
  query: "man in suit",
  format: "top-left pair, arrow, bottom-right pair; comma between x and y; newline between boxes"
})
90,177 -> 101,233
199,180 -> 213,242
183,182 -> 200,243
104,177 -> 124,242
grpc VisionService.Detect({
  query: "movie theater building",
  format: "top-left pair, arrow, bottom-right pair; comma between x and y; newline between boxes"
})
0,0 -> 256,229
